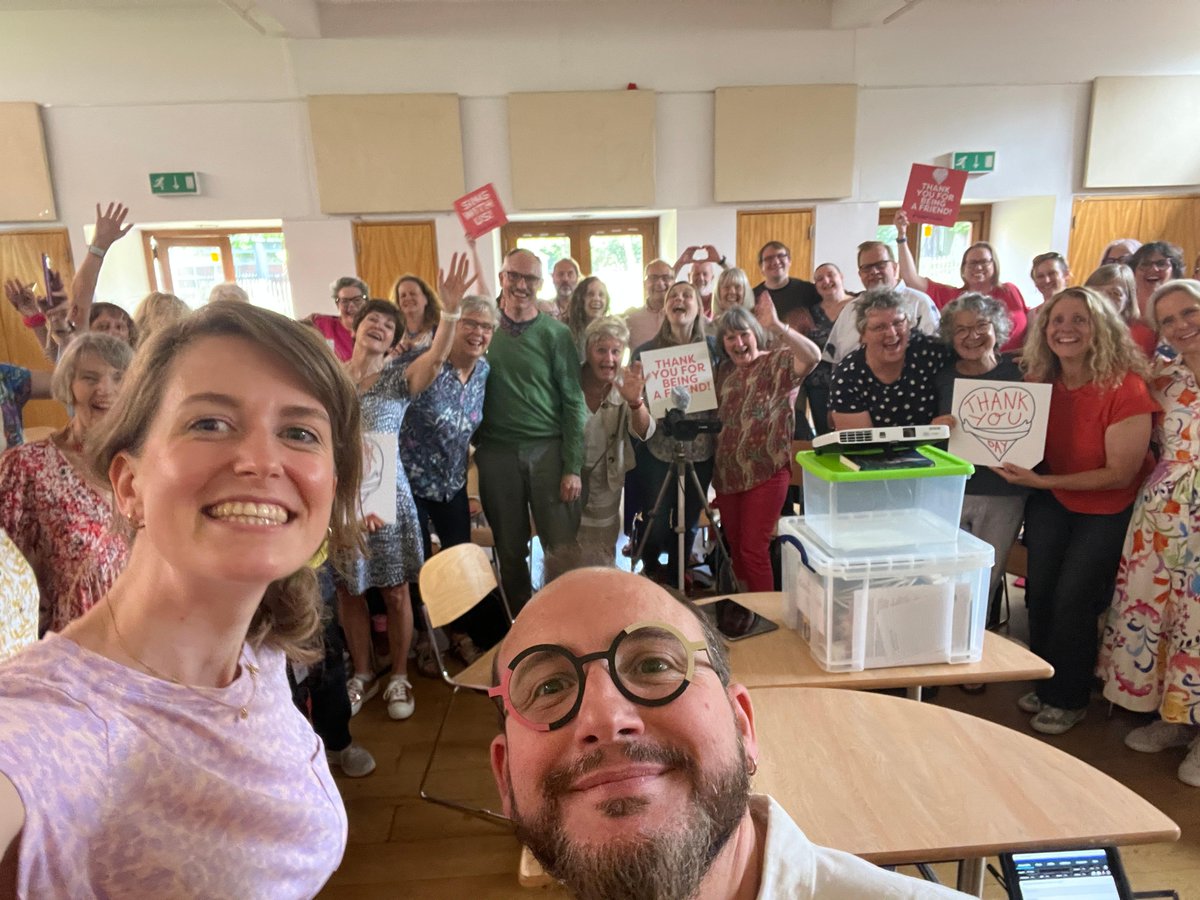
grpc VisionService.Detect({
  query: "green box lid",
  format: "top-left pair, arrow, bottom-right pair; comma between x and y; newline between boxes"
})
796,445 -> 974,482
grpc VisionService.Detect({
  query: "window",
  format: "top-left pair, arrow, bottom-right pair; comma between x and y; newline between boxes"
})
500,218 -> 658,315
878,205 -> 991,285
142,228 -> 293,316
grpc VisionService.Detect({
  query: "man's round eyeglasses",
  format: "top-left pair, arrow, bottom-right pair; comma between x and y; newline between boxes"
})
336,295 -> 365,306
488,622 -> 711,732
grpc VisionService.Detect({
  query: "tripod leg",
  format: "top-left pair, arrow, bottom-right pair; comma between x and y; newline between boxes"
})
685,461 -> 740,593
633,460 -> 678,575
675,464 -> 687,593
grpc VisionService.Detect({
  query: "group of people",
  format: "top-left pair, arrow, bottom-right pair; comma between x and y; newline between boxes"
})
0,192 -> 1198,893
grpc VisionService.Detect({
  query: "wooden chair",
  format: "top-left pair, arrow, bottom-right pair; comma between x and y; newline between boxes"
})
416,542 -> 513,825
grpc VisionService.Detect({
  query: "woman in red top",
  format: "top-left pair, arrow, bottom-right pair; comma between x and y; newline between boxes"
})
995,287 -> 1156,735
893,209 -> 1028,353
1085,264 -> 1158,358
712,298 -> 819,591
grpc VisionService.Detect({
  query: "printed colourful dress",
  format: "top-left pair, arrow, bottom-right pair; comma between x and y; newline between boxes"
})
1098,358 -> 1200,724
0,440 -> 129,632
336,361 -> 424,592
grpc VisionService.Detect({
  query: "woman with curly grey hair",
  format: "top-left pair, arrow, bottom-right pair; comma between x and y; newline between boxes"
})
931,292 -> 1023,628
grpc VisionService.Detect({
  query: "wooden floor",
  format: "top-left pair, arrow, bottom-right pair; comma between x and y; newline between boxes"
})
319,582 -> 1200,898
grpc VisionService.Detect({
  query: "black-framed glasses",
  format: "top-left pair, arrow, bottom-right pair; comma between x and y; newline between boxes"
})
501,270 -> 542,287
761,252 -> 790,265
488,622 -> 710,732
858,260 -> 893,274
964,258 -> 994,269
1137,258 -> 1173,272
953,322 -> 993,339
336,295 -> 366,306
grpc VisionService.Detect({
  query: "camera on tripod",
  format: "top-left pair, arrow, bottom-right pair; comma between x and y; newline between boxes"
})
662,407 -> 722,441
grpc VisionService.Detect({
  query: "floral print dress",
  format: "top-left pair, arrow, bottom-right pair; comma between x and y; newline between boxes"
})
1098,358 -> 1200,724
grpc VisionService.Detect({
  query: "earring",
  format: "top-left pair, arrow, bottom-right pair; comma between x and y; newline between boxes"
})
747,757 -> 758,777
128,510 -> 145,530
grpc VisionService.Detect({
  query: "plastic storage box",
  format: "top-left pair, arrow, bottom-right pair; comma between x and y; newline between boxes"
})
778,517 -> 993,672
795,446 -> 973,552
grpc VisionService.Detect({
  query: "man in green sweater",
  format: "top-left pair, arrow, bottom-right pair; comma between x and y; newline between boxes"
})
476,248 -> 587,611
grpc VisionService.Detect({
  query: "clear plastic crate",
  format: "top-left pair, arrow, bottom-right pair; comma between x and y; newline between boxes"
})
796,447 -> 971,552
778,517 -> 993,672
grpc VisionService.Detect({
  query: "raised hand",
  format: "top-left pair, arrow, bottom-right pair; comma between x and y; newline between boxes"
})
4,279 -> 39,318
893,208 -> 910,234
617,361 -> 646,406
753,290 -> 781,332
437,252 -> 477,316
703,244 -> 722,264
92,202 -> 134,251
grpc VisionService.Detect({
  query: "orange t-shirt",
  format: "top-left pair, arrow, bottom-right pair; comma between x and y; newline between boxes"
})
1043,371 -> 1158,514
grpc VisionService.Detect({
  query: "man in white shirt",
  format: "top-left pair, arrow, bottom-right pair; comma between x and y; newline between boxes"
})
488,567 -> 966,899
824,240 -> 940,367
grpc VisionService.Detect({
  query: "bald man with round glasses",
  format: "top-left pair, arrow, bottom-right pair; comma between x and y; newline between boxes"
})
488,568 -> 966,899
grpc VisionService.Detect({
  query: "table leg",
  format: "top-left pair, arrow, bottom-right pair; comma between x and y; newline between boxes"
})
906,686 -> 923,701
956,857 -> 985,896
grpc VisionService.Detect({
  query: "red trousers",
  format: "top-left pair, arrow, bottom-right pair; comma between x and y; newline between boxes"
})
715,466 -> 791,593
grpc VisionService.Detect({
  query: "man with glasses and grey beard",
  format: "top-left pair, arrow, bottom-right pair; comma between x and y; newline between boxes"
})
822,241 -> 939,370
488,567 -> 964,899
474,248 -> 587,613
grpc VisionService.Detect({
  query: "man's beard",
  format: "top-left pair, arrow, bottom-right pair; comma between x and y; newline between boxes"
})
509,740 -> 751,900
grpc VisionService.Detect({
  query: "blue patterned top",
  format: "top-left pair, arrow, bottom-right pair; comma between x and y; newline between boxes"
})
399,357 -> 490,502
1,365 -> 32,452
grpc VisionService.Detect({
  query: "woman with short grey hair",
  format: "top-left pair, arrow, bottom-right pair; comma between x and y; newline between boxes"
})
0,332 -> 134,632
578,316 -> 652,561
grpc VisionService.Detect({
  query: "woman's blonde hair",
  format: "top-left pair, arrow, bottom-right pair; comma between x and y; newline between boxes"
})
1021,287 -> 1148,388
392,274 -> 442,332
1145,279 -> 1200,332
133,292 -> 191,346
87,301 -> 364,661
654,282 -> 707,346
714,267 -> 755,315
51,332 -> 135,408
1084,264 -> 1138,323
583,315 -> 629,352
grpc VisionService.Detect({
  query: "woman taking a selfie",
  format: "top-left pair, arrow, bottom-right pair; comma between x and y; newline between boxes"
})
0,302 -> 363,897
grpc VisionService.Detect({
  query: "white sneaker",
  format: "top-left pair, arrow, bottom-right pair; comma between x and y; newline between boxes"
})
346,674 -> 379,718
1030,705 -> 1087,735
1178,738 -> 1200,787
326,742 -> 377,778
1125,720 -> 1197,753
1017,691 -> 1043,714
384,675 -> 415,720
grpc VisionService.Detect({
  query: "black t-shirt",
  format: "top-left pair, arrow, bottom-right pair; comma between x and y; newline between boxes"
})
830,331 -> 953,427
753,278 -> 820,323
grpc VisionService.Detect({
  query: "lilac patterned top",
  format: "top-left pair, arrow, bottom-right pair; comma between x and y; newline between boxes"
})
398,357 -> 489,502
0,634 -> 347,898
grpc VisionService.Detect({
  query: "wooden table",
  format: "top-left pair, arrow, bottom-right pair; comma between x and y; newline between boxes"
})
710,592 -> 1053,698
752,687 -> 1180,895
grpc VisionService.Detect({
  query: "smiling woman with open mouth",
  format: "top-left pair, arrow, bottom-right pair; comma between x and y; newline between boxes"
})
0,331 -> 134,633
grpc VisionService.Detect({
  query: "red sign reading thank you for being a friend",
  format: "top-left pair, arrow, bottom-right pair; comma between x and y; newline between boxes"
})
454,184 -> 508,240
901,163 -> 969,227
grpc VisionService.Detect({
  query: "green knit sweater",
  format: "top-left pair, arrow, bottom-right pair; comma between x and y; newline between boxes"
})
477,314 -> 586,474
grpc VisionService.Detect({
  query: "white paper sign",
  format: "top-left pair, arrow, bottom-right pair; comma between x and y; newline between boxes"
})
639,344 -> 718,419
359,431 -> 397,525
947,379 -> 1052,469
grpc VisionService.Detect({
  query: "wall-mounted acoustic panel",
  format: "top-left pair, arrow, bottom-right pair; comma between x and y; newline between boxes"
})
1085,76 -> 1200,189
0,103 -> 56,222
714,85 -> 856,202
307,93 -> 465,214
508,90 -> 655,210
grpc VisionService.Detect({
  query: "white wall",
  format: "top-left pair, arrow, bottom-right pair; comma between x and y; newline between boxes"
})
2,0 -> 1199,313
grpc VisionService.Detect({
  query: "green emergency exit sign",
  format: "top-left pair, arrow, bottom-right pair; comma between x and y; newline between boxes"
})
952,152 -> 995,173
149,172 -> 199,195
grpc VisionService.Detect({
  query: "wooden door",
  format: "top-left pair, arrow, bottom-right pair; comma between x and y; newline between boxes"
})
735,209 -> 814,285
0,229 -> 73,430
1068,195 -> 1200,277
352,221 -> 439,301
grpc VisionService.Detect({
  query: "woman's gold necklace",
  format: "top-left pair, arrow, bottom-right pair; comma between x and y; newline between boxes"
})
106,600 -> 259,721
